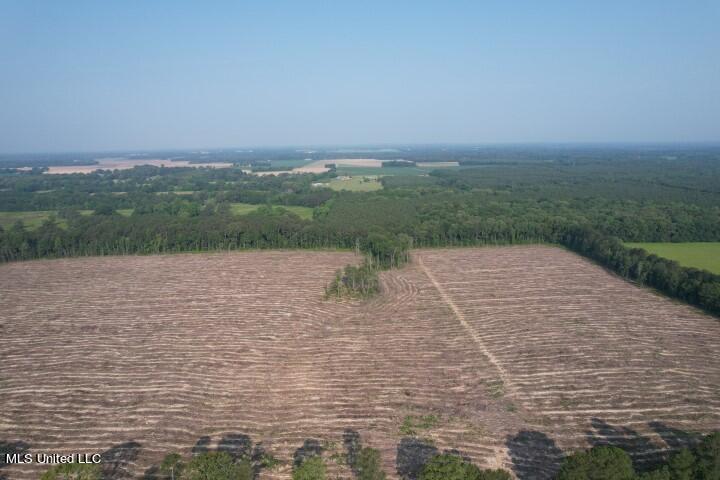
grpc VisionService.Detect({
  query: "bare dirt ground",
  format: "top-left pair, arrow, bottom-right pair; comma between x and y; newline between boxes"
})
1,246 -> 718,479
247,159 -> 386,176
44,158 -> 233,174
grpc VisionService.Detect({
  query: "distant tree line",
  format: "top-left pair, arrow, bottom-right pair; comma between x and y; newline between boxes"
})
2,157 -> 720,316
561,225 -> 720,316
382,160 -> 416,168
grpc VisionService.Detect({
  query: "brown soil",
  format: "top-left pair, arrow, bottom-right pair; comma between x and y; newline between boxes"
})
44,158 -> 233,174
1,246 -> 718,479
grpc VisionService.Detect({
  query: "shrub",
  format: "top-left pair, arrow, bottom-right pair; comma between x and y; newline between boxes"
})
40,463 -> 101,480
355,447 -> 386,480
180,452 -> 252,480
695,431 -> 720,479
325,261 -> 380,299
478,470 -> 512,480
159,453 -> 185,479
668,448 -> 696,480
636,467 -> 670,480
292,455 -> 326,480
556,446 -> 635,480
419,454 -> 481,480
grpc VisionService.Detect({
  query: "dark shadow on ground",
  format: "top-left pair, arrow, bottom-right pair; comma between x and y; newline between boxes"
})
648,421 -> 703,451
396,438 -> 438,480
441,448 -> 471,463
504,420 -> 709,479
101,441 -> 142,479
506,430 -> 563,480
293,439 -> 323,468
191,436 -> 211,455
584,418 -> 705,473
586,418 -> 664,471
217,433 -> 252,460
0,441 -> 30,480
343,429 -> 361,473
144,433 -> 263,480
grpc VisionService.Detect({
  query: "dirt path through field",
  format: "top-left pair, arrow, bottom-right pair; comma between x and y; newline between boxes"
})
416,255 -> 514,396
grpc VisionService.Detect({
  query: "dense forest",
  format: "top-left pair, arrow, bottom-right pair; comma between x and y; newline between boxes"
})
1,145 -> 719,314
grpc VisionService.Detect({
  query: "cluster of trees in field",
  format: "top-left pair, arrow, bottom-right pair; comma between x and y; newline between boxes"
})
326,261 -> 381,299
325,231 -> 412,299
561,226 -> 720,316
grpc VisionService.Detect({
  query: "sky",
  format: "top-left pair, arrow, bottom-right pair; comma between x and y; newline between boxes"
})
0,1 -> 719,153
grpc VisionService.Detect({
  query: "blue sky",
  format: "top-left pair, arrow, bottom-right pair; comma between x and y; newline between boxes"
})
0,1 -> 718,152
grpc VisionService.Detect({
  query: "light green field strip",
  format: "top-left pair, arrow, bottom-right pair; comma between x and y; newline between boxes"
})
325,176 -> 383,192
0,211 -> 58,230
0,209 -> 135,230
625,242 -> 720,274
229,203 -> 314,220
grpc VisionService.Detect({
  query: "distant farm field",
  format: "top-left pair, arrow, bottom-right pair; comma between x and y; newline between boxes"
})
0,210 -> 59,229
1,247 -> 719,479
626,242 -> 720,274
0,209 -> 134,230
327,176 -> 383,192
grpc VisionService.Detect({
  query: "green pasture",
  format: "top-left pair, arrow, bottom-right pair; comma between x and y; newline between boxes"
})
326,176 -> 383,192
229,203 -> 314,220
625,242 -> 720,274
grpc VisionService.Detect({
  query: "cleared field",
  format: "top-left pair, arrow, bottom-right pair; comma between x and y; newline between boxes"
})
305,159 -> 384,168
336,166 -> 425,176
229,203 -> 314,220
1,247 -> 718,479
326,176 -> 383,192
626,242 -> 720,274
44,158 -> 233,174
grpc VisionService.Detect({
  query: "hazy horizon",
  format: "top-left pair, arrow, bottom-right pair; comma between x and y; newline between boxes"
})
1,1 -> 719,153
4,141 -> 720,157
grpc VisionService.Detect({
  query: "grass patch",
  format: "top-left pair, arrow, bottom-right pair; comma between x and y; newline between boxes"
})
326,176 -> 382,192
0,207 -> 135,230
257,452 -> 281,469
625,242 -> 720,274
0,211 -> 58,230
399,414 -> 439,436
336,166 -> 426,176
486,379 -> 505,398
229,203 -> 314,220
